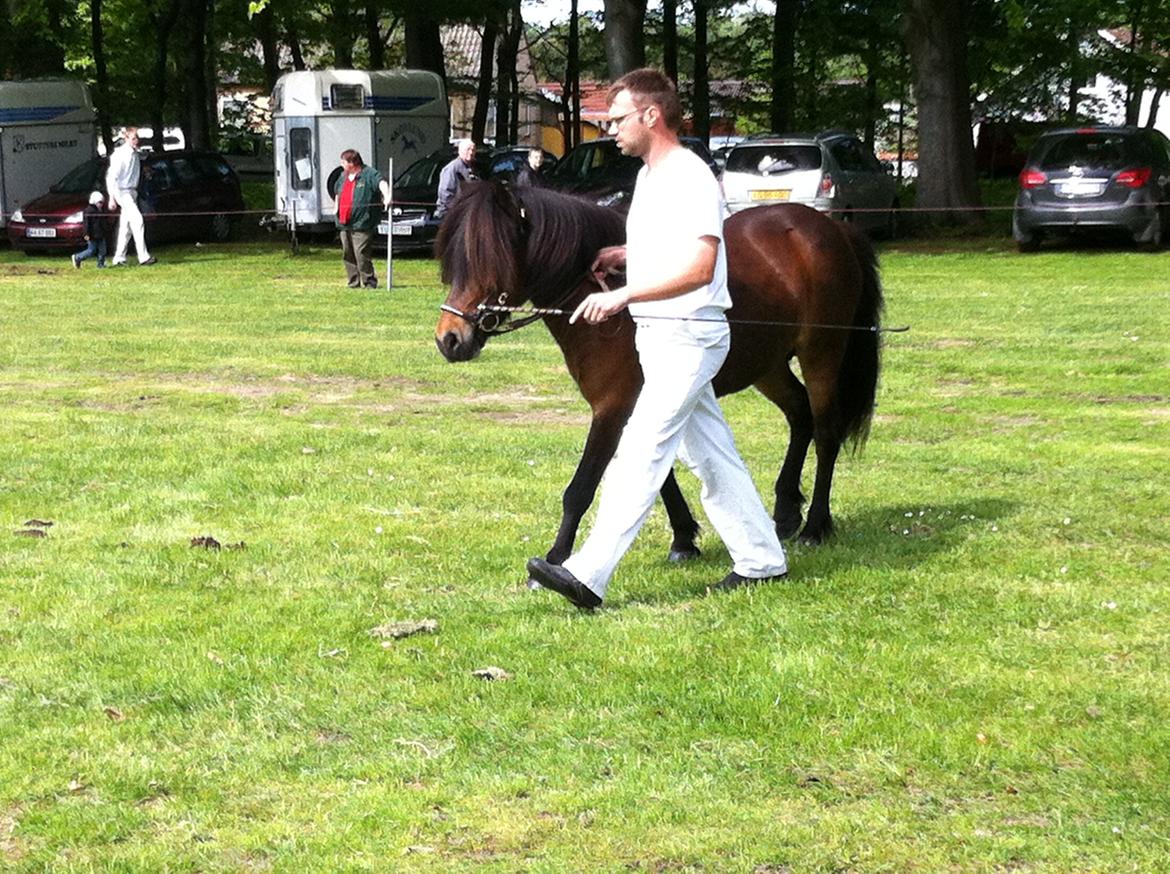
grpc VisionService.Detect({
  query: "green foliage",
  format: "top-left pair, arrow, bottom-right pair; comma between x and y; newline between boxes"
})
0,238 -> 1168,868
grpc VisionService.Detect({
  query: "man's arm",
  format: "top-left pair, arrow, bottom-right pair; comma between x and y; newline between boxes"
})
571,236 -> 718,325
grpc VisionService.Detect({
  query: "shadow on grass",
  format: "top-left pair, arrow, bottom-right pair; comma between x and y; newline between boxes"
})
601,496 -> 1018,611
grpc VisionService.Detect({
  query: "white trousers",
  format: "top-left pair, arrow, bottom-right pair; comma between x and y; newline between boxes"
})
562,319 -> 787,598
112,190 -> 151,264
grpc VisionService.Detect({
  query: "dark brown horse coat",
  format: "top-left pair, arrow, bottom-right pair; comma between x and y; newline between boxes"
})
435,180 -> 882,565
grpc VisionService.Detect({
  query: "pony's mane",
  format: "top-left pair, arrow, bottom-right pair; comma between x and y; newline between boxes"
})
435,181 -> 626,306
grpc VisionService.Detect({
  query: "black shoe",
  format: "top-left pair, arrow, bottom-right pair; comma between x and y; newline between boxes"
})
526,558 -> 602,609
711,570 -> 787,592
141,256 -> 158,266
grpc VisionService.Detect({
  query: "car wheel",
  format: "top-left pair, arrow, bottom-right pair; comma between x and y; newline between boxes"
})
1016,234 -> 1042,253
209,213 -> 233,242
1137,207 -> 1165,251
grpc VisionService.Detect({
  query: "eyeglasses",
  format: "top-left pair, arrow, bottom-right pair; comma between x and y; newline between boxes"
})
606,108 -> 645,134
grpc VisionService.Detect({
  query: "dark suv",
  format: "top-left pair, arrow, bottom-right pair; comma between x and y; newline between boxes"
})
7,151 -> 245,253
547,136 -> 718,209
1012,126 -> 1170,251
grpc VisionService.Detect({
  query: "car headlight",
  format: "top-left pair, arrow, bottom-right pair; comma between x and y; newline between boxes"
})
64,210 -> 84,224
10,208 -> 23,223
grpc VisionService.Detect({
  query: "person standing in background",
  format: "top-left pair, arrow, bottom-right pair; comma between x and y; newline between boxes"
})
332,149 -> 391,289
106,128 -> 156,267
435,139 -> 479,217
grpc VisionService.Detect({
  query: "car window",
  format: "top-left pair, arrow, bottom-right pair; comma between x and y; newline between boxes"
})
145,159 -> 176,192
170,158 -> 202,187
395,155 -> 444,188
830,139 -> 867,172
1037,133 -> 1136,169
725,145 -> 822,175
51,158 -> 106,194
194,155 -> 234,182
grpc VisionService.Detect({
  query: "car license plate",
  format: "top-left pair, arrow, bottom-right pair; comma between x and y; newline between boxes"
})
750,189 -> 791,202
1056,180 -> 1104,197
26,227 -> 57,238
377,222 -> 414,236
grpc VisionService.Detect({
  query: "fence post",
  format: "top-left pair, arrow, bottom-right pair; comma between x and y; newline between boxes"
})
385,158 -> 394,290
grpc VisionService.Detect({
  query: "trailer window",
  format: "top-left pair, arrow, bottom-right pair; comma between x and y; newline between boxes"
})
330,84 -> 366,110
289,127 -> 313,190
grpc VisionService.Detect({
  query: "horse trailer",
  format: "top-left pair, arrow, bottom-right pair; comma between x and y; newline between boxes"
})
0,79 -> 97,229
271,69 -> 449,232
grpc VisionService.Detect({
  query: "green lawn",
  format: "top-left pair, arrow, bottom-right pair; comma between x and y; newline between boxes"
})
1,237 -> 1168,871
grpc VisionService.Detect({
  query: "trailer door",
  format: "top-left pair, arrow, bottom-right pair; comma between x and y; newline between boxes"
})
279,117 -> 319,224
317,117 -> 374,221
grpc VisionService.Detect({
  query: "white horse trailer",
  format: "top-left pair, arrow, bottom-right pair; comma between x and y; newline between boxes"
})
272,69 -> 448,232
0,79 -> 96,229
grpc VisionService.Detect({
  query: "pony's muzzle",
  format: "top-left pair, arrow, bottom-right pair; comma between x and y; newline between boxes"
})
435,311 -> 482,362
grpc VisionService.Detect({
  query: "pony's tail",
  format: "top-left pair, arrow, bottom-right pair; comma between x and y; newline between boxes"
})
837,225 -> 884,449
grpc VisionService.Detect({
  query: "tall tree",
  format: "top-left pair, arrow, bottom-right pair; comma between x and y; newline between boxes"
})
663,0 -> 678,84
92,0 -> 115,154
179,0 -> 212,150
903,0 -> 981,220
146,0 -> 182,152
769,0 -> 798,132
603,0 -> 646,77
404,11 -> 446,79
496,1 -> 523,145
473,20 -> 499,144
252,5 -> 282,90
692,0 -> 710,142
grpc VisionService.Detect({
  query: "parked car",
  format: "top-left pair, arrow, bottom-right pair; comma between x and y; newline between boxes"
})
547,136 -> 719,209
719,131 -> 900,237
7,150 -> 245,254
484,146 -> 559,182
379,145 -> 491,253
1012,125 -> 1170,252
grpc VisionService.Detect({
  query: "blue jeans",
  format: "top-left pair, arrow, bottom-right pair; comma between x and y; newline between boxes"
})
76,238 -> 107,266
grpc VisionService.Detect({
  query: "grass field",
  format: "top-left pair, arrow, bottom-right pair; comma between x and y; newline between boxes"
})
1,236 -> 1168,871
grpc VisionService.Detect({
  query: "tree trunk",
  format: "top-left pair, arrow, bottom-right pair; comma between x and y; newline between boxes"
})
405,12 -> 447,81
92,0 -> 115,154
692,0 -> 709,143
1124,3 -> 1144,126
330,0 -> 354,68
473,21 -> 498,144
602,0 -> 646,78
769,0 -> 798,133
663,0 -> 677,85
863,33 -> 879,149
148,1 -> 181,153
1147,88 -> 1163,128
903,0 -> 982,222
286,22 -> 307,71
44,0 -> 69,73
1066,18 -> 1079,119
254,6 -> 281,92
495,2 -> 522,146
565,0 -> 581,150
366,3 -> 384,69
180,0 -> 211,150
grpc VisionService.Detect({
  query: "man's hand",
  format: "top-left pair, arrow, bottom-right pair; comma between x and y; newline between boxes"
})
570,288 -> 630,325
590,245 -> 627,285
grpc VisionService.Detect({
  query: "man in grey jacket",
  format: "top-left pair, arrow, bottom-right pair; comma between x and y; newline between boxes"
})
435,139 -> 478,218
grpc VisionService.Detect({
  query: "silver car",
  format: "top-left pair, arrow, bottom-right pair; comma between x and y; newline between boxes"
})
720,131 -> 900,236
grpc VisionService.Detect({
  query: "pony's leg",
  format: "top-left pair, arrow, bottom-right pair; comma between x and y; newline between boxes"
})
658,468 -> 701,561
544,412 -> 627,566
799,373 -> 843,544
753,364 -> 814,540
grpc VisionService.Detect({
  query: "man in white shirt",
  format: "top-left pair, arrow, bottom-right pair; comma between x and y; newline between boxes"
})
105,127 -> 156,266
526,69 -> 788,609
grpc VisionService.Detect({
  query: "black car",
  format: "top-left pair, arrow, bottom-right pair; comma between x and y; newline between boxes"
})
380,145 -> 562,252
547,136 -> 719,209
1012,126 -> 1170,251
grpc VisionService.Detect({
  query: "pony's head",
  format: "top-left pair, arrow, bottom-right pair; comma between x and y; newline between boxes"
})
433,180 -> 529,361
433,180 -> 625,362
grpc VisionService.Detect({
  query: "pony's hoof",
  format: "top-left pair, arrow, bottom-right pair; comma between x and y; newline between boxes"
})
775,515 -> 803,540
668,546 -> 701,563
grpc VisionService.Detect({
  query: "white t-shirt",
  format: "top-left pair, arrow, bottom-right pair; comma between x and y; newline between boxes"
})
625,145 -> 731,319
106,142 -> 141,192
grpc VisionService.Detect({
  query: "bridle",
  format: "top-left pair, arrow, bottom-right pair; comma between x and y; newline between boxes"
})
439,293 -> 546,335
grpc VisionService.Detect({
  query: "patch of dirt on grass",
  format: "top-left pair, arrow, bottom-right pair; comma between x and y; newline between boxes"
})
985,414 -> 1043,431
1,807 -> 25,862
930,338 -> 978,349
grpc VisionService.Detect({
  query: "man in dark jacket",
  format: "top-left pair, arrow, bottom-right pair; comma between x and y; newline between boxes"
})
332,149 -> 391,289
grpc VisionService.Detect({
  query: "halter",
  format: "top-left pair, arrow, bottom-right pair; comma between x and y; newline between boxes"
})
439,293 -> 547,335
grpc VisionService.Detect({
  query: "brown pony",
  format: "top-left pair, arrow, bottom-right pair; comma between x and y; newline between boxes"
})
434,179 -> 882,566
